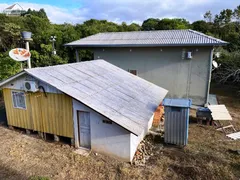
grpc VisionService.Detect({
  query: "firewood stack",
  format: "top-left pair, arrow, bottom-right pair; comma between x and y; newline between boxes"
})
132,140 -> 154,166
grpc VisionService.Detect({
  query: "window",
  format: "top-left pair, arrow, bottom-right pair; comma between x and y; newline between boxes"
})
12,91 -> 26,109
128,70 -> 137,75
102,119 -> 112,124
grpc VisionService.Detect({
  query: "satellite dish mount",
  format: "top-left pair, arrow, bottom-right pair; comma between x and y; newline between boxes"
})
21,31 -> 32,68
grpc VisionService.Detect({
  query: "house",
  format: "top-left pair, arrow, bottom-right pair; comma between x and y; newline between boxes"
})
0,60 -> 168,161
65,29 -> 228,107
3,4 -> 26,16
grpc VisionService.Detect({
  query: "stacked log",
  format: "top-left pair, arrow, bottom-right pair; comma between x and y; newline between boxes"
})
132,140 -> 154,166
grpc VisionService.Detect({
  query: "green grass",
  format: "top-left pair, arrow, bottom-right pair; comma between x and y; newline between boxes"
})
29,176 -> 50,180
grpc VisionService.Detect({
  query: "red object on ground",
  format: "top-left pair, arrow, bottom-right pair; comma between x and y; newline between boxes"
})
152,104 -> 164,127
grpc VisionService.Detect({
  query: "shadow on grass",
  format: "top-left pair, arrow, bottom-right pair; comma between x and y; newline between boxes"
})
0,163 -> 28,180
231,162 -> 240,178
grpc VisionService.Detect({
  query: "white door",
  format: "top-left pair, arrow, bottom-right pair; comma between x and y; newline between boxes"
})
78,111 -> 91,149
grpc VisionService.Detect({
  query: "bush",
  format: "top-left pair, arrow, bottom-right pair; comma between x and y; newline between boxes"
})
0,52 -> 21,81
212,48 -> 240,85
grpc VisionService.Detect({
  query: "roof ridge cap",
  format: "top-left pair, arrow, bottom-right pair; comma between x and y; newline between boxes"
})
188,29 -> 226,43
98,29 -> 189,34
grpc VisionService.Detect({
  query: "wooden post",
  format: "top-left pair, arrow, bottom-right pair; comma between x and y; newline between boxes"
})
54,135 -> 60,142
71,138 -> 75,146
38,132 -> 44,139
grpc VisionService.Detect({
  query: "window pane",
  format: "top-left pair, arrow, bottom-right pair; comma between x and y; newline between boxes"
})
12,91 -> 26,109
12,92 -> 18,107
129,70 -> 137,75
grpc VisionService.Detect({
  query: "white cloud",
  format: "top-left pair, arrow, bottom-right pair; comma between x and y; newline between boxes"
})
78,0 -> 239,24
0,0 -> 239,24
0,2 -> 88,24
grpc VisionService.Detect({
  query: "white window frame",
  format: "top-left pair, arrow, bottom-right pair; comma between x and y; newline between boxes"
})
11,90 -> 27,110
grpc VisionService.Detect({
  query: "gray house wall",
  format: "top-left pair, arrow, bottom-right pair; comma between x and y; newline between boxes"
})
2,74 -> 62,94
73,99 -> 131,161
72,99 -> 154,161
93,47 -> 213,106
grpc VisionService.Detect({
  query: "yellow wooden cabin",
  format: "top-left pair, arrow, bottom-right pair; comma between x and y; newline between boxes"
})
0,60 -> 167,161
2,73 -> 73,138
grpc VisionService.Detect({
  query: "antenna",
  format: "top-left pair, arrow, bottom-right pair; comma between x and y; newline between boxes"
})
50,35 -> 57,55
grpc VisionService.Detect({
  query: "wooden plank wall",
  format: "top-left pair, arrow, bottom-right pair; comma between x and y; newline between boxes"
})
3,88 -> 73,138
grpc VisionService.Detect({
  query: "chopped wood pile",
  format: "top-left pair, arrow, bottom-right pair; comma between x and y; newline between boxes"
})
132,134 -> 164,166
132,140 -> 154,166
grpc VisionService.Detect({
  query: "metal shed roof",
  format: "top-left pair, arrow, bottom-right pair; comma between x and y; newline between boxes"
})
163,98 -> 192,108
65,29 -> 228,47
5,60 -> 167,136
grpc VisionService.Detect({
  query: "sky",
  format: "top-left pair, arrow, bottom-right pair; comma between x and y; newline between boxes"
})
0,0 -> 239,24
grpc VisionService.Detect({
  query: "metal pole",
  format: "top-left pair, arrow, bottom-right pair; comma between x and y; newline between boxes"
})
75,49 -> 80,62
205,48 -> 214,107
52,41 -> 54,50
25,41 -> 31,68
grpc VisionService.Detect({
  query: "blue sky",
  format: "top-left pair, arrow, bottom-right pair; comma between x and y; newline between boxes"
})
0,0 -> 239,24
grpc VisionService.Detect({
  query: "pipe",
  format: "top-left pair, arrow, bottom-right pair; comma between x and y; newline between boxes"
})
75,49 -> 80,62
205,48 -> 214,107
26,41 -> 31,68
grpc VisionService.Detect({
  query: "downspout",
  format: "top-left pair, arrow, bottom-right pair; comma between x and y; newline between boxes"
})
75,49 -> 80,62
205,47 -> 214,107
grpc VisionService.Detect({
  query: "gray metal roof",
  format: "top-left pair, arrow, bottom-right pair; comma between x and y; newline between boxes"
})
65,29 -> 228,47
23,60 -> 168,136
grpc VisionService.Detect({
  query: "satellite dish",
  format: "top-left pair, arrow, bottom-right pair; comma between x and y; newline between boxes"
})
9,48 -> 31,62
212,60 -> 218,68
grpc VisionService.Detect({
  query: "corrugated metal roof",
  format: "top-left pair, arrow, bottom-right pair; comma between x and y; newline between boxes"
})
163,98 -> 192,108
24,60 -> 168,136
65,29 -> 228,47
6,4 -> 16,9
208,105 -> 232,121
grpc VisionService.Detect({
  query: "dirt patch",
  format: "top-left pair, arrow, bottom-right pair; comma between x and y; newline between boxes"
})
0,85 -> 239,180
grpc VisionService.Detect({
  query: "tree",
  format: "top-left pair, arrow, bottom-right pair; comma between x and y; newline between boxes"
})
141,18 -> 159,30
31,44 -> 67,67
214,9 -> 233,25
212,48 -> 240,84
204,11 -> 213,23
0,52 -> 21,81
0,23 -> 21,51
156,18 -> 190,30
191,20 -> 211,34
234,5 -> 240,22
22,8 -> 48,20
